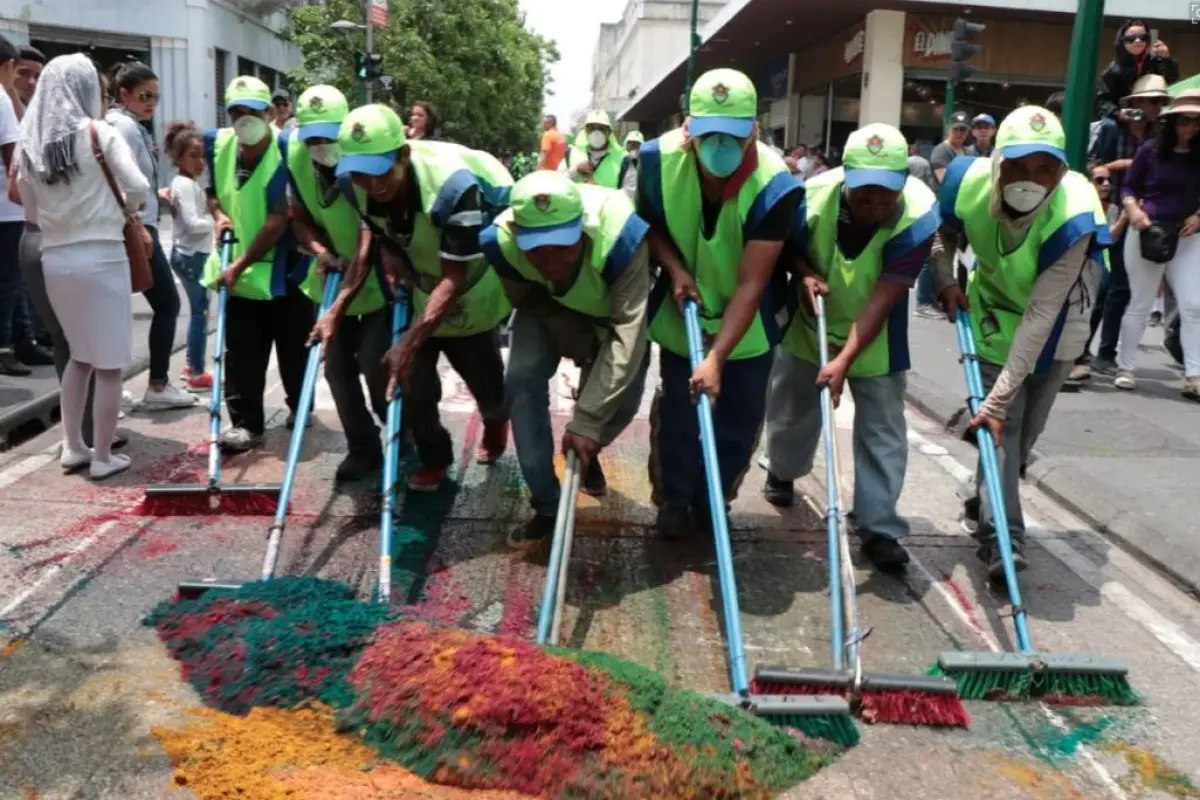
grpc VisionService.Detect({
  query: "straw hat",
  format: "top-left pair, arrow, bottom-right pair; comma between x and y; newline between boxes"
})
1160,89 -> 1200,117
1122,74 -> 1170,104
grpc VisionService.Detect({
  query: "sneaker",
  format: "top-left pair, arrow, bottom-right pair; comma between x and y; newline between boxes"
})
186,372 -> 214,392
1060,377 -> 1083,393
507,514 -> 556,551
1113,370 -> 1136,391
980,542 -> 1029,582
180,365 -> 193,381
335,450 -> 383,482
15,341 -> 54,366
407,465 -> 447,492
861,535 -> 910,573
581,460 -> 607,497
1091,357 -> 1117,377
219,427 -> 265,453
655,504 -> 693,541
90,453 -> 132,480
142,383 -> 200,410
0,350 -> 31,376
1149,310 -> 1163,327
762,473 -> 794,506
1068,363 -> 1091,381
1182,378 -> 1200,403
961,497 -> 980,535
476,421 -> 509,464
915,305 -> 943,320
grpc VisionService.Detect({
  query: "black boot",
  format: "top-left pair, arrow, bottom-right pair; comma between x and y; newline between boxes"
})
335,449 -> 384,482
507,514 -> 556,551
15,341 -> 54,366
762,473 -> 794,506
655,504 -> 693,541
861,535 -> 910,574
581,460 -> 607,497
0,350 -> 31,376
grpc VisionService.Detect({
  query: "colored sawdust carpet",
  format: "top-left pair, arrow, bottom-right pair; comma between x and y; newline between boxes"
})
146,577 -> 837,798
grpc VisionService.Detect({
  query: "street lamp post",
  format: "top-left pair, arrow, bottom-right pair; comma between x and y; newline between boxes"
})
1061,0 -> 1105,171
330,18 -> 371,105
682,0 -> 700,114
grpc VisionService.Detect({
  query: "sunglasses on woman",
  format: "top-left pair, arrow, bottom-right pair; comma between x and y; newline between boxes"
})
138,90 -> 160,103
1124,33 -> 1148,43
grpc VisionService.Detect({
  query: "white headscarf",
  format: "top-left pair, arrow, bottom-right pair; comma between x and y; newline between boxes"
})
18,53 -> 103,184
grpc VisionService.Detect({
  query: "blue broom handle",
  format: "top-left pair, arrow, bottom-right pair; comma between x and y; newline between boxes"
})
261,272 -> 342,581
683,299 -> 749,696
208,233 -> 235,489
954,310 -> 1034,653
814,296 -> 845,673
378,290 -> 410,604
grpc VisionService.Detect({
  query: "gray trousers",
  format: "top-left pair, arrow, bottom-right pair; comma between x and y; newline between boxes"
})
764,347 -> 910,542
971,359 -> 1073,546
19,225 -> 99,447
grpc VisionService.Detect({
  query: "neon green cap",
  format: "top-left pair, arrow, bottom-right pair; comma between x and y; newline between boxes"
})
996,106 -> 1066,163
842,123 -> 910,191
335,104 -> 407,178
224,76 -> 271,112
295,85 -> 349,142
688,68 -> 756,138
509,170 -> 584,250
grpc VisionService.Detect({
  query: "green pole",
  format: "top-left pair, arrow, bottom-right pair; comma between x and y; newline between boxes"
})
682,0 -> 700,113
942,81 -> 955,131
1061,0 -> 1106,171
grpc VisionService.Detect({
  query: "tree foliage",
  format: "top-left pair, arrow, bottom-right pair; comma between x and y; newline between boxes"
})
282,0 -> 559,153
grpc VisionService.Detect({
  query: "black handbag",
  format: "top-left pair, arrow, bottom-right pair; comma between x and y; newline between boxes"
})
1140,222 -> 1180,264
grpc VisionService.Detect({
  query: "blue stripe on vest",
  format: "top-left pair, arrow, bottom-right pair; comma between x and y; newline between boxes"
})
938,155 -> 976,232
602,213 -> 650,285
479,225 -> 524,282
886,291 -> 912,372
203,129 -> 218,182
882,202 -> 941,263
635,139 -> 665,229
265,138 -> 295,298
744,171 -> 803,240
431,168 -> 480,226
1038,210 -> 1103,272
1035,301 -> 1070,375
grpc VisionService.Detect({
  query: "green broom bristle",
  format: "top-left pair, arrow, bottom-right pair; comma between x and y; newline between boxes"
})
1036,671 -> 1139,706
928,662 -> 1033,701
781,713 -> 860,748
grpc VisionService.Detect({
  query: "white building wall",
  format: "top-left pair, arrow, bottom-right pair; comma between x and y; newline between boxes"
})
0,0 -> 300,133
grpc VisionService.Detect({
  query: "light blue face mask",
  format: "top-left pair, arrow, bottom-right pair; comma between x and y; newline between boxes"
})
697,133 -> 745,178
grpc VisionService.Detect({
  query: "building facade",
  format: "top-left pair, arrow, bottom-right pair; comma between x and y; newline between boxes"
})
0,0 -> 302,140
591,0 -> 727,133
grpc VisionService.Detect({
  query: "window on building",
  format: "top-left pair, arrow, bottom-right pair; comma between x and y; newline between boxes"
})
260,66 -> 279,91
237,56 -> 256,78
215,48 -> 228,127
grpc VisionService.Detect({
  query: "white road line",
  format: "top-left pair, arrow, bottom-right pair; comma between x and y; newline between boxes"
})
0,520 -> 120,622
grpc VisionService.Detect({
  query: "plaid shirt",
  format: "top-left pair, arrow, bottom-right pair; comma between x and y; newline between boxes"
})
1092,120 -> 1158,199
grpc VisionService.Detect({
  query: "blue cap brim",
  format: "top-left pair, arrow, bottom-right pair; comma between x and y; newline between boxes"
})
226,99 -> 269,112
689,116 -> 754,138
335,153 -> 396,178
514,219 -> 583,250
298,122 -> 342,142
1002,143 -> 1066,163
844,168 -> 907,191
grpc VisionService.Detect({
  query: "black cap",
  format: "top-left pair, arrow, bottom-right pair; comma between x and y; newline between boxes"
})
272,88 -> 291,101
948,111 -> 971,129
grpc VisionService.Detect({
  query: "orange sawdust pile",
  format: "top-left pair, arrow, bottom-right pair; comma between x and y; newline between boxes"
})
152,703 -> 535,799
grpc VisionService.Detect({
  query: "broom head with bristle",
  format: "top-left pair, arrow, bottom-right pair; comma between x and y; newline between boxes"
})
932,651 -> 1034,700
855,672 -> 969,728
139,483 -> 284,517
751,665 -> 852,697
1033,653 -> 1138,706
716,693 -> 860,748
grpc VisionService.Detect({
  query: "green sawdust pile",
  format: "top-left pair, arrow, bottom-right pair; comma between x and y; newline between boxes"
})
146,577 -> 837,798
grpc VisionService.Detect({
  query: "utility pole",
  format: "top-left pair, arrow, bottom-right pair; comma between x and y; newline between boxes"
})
364,7 -> 374,104
682,0 -> 700,114
1061,0 -> 1105,170
947,19 -> 985,129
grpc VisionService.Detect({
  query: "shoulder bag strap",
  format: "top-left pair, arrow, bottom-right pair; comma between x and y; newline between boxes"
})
89,123 -> 132,219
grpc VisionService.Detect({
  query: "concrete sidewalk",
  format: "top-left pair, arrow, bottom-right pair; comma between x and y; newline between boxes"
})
904,309 -> 1200,596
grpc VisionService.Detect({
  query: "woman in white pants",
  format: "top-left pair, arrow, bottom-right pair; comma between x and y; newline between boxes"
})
16,54 -> 149,478
1117,89 -> 1200,401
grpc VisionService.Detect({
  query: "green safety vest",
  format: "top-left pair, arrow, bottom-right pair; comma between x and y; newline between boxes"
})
419,141 -> 513,213
481,184 -> 647,338
948,157 -> 1109,370
284,129 -> 387,315
784,169 -> 939,377
566,139 -> 624,189
645,129 -> 800,360
201,129 -> 283,300
359,140 -> 511,338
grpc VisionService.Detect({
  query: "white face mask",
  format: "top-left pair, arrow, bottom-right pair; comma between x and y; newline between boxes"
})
309,143 -> 339,167
1002,181 -> 1048,214
233,115 -> 269,146
588,130 -> 607,150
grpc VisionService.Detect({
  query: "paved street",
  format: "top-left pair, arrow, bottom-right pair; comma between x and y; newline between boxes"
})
2,341 -> 1200,798
904,308 -> 1200,599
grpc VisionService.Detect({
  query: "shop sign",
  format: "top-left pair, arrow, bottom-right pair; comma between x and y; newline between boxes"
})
913,29 -> 953,58
844,28 -> 865,65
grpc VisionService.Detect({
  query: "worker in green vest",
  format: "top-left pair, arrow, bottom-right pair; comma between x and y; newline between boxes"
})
566,109 -> 627,190
203,75 -> 314,453
761,123 -> 939,574
419,140 -> 514,220
285,85 -> 391,483
637,67 -> 803,541
480,171 -> 651,550
334,104 -> 511,492
624,130 -> 644,159
935,106 -> 1110,579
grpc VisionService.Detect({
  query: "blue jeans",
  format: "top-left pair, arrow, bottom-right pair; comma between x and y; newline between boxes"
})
505,310 -> 650,517
764,348 -> 910,541
170,249 -> 209,373
916,262 -> 936,307
1097,229 -> 1129,362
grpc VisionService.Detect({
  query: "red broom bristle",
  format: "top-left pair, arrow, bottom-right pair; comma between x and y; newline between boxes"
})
137,492 -> 282,517
750,680 -> 849,697
1041,694 -> 1107,707
856,690 -> 970,728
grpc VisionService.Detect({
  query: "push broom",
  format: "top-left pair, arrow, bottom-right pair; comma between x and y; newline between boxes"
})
535,450 -> 583,646
931,309 -> 1136,705
177,272 -> 343,599
755,296 -> 966,727
141,231 -> 282,517
680,299 -> 857,746
376,289 -> 410,605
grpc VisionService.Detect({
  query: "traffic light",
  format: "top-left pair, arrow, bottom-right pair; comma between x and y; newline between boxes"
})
355,53 -> 384,80
949,19 -> 985,85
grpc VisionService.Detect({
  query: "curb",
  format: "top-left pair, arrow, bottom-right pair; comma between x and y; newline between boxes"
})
903,373 -> 1200,599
